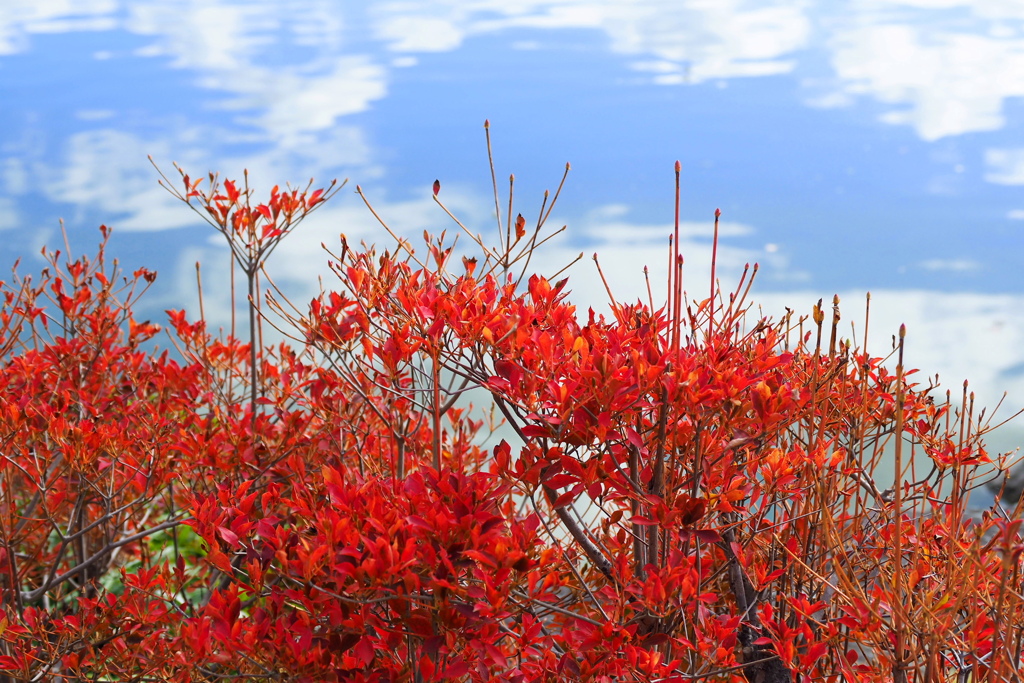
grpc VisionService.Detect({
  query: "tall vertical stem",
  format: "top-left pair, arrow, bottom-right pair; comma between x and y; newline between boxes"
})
709,208 -> 720,337
432,351 -> 442,471
892,323 -> 907,683
672,161 -> 682,352
248,265 -> 258,447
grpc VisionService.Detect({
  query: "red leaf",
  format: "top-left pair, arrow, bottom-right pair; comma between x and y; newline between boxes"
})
624,427 -> 646,454
693,529 -> 722,543
677,496 -> 707,525
485,642 -> 508,668
803,641 -> 828,664
442,659 -> 470,678
217,526 -> 239,547
419,655 -> 436,680
521,424 -> 552,439
494,359 -> 522,385
224,179 -> 240,202
551,484 -> 582,509
630,516 -> 657,526
355,637 -> 375,666
544,473 -> 577,489
206,546 -> 234,575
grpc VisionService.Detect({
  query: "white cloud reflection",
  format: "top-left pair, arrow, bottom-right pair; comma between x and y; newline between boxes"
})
3,1 -> 1023,146
0,1 -> 387,152
370,0 -> 810,83
215,57 -> 388,147
919,258 -> 980,272
0,1 -> 117,55
820,2 -> 1024,140
985,148 -> 1024,185
39,130 -> 191,232
125,3 -> 387,146
34,125 -> 373,232
0,198 -> 20,231
366,0 -> 1024,140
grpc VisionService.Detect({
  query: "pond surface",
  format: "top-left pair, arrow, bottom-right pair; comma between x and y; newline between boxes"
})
1,1 -> 1022,458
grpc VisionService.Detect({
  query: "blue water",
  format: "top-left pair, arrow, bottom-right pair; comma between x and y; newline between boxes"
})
1,1 -> 1022,457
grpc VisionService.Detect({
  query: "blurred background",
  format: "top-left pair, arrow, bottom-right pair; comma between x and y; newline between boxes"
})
1,1 -> 1022,473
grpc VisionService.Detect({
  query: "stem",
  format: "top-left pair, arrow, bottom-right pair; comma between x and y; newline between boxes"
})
892,323 -> 907,683
542,485 -> 613,579
648,385 -> 669,569
720,524 -> 792,683
432,352 -> 442,471
673,161 -> 682,351
248,265 -> 258,448
484,119 -> 503,245
630,442 -> 645,577
709,208 -> 720,337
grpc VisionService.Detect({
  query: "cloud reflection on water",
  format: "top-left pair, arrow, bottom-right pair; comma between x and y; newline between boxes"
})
6,2 -> 1024,142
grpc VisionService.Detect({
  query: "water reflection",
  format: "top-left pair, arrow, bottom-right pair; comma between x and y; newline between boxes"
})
0,0 -> 1021,455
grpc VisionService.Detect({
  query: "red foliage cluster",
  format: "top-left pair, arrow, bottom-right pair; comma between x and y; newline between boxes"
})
0,136 -> 1019,682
